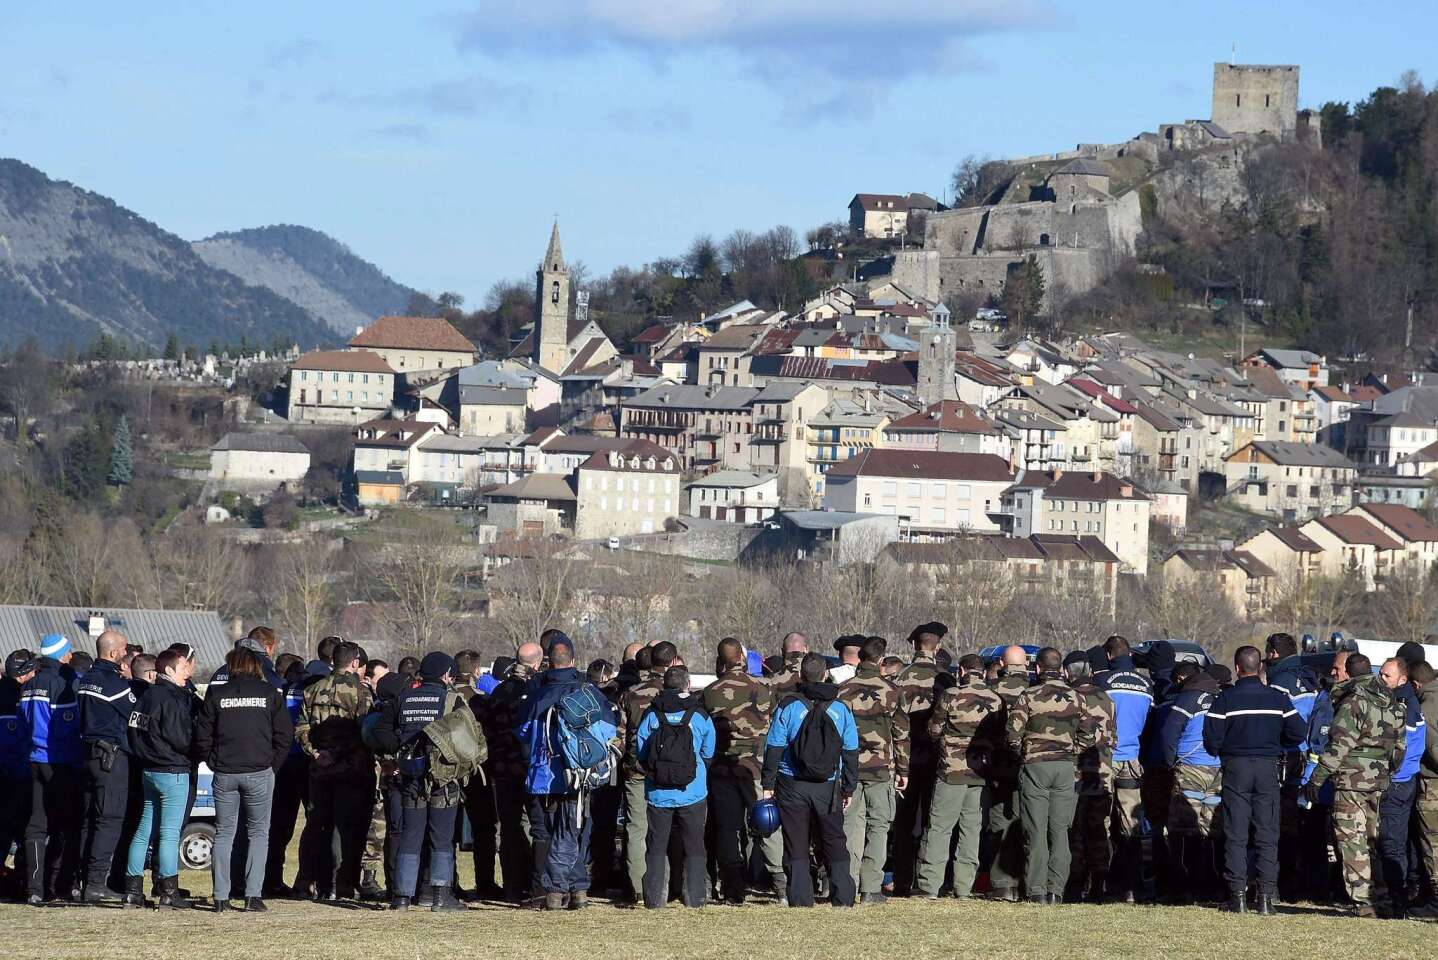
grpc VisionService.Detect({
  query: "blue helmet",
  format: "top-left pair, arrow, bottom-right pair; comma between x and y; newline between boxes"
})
748,797 -> 781,838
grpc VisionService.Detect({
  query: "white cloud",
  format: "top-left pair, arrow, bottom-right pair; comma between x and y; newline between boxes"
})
446,0 -> 1056,119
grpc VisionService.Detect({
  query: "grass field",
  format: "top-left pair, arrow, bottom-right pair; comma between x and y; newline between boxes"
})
7,876 -> 1436,960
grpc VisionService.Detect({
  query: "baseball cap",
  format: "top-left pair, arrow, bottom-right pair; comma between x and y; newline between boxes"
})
5,650 -> 36,679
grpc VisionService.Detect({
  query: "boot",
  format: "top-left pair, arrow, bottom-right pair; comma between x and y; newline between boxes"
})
156,876 -> 191,911
430,884 -> 464,913
121,875 -> 148,910
544,891 -> 566,910
358,869 -> 384,902
244,898 -> 268,913
82,882 -> 124,906
1255,894 -> 1275,915
1084,872 -> 1108,904
24,840 -> 45,904
1221,891 -> 1247,913
568,890 -> 588,911
389,896 -> 410,912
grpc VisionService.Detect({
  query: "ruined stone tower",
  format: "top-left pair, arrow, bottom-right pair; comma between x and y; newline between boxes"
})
534,222 -> 570,374
1211,63 -> 1299,141
916,314 -> 958,407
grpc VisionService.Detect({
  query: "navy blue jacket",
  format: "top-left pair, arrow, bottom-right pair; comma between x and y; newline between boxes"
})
1160,673 -> 1220,767
1301,688 -> 1335,799
1202,675 -> 1307,759
370,679 -> 456,756
1098,656 -> 1153,763
77,658 -> 136,752
208,651 -> 283,691
0,678 -> 29,780
20,657 -> 82,765
1265,655 -> 1319,753
1394,682 -> 1425,785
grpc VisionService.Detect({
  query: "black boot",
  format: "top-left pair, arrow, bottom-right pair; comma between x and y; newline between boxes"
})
1221,891 -> 1248,913
24,840 -> 46,904
1255,893 -> 1275,915
358,869 -> 385,902
389,896 -> 411,912
430,884 -> 464,913
121,875 -> 148,910
156,876 -> 191,911
82,882 -> 124,906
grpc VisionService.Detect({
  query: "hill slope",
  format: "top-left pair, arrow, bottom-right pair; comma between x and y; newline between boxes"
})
193,224 -> 418,336
0,159 -> 337,352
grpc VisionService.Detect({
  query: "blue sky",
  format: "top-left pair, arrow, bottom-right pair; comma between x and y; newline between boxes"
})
2,2 -> 1434,307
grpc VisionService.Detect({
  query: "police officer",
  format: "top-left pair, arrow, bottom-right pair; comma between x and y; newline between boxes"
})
1202,645 -> 1306,914
76,630 -> 135,905
1158,661 -> 1222,903
1263,632 -> 1318,900
20,633 -> 84,905
1095,635 -> 1153,903
0,651 -> 36,899
370,651 -> 466,912
1375,644 -> 1426,918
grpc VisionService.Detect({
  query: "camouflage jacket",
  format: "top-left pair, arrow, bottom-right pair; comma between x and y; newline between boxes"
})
1006,675 -> 1096,764
768,653 -> 805,694
1072,679 -> 1116,781
988,668 -> 1032,781
702,664 -> 775,781
1312,674 -> 1406,793
838,663 -> 911,783
928,677 -> 1004,784
617,671 -> 663,780
295,669 -> 373,780
894,654 -> 943,776
474,664 -> 534,783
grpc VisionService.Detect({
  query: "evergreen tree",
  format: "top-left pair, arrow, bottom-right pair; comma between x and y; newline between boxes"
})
108,415 -> 132,486
163,333 -> 179,361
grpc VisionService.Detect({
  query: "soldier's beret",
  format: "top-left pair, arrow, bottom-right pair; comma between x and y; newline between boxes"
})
833,635 -> 863,652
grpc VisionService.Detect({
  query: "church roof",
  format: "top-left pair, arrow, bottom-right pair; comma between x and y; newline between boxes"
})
542,222 -> 565,272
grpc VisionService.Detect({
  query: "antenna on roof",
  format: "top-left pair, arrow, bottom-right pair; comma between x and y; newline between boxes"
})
1230,42 -> 1237,65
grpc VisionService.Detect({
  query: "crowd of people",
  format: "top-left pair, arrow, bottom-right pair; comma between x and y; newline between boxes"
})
0,622 -> 1435,919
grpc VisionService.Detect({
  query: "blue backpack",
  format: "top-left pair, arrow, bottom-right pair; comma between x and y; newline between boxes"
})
525,683 -> 617,795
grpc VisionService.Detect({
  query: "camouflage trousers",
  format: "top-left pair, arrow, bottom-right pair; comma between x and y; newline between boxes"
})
362,778 -> 391,869
1332,788 -> 1382,905
1419,779 -> 1438,890
1111,760 -> 1144,837
1168,764 -> 1221,837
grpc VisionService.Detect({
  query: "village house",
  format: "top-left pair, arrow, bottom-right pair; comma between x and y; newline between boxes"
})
411,433 -> 532,490
1240,348 -> 1329,390
483,474 -> 577,537
1163,548 -> 1277,620
348,315 -> 476,374
351,419 -> 442,486
1363,412 -> 1438,468
820,448 -> 1014,537
287,349 -> 395,424
1222,440 -> 1357,521
848,193 -> 910,239
573,440 -> 682,539
686,470 -> 781,524
997,468 -> 1152,575
1299,514 -> 1404,590
697,324 -> 769,387
208,432 -> 310,491
1343,502 -> 1438,571
1235,525 -> 1326,584
881,400 -> 1011,459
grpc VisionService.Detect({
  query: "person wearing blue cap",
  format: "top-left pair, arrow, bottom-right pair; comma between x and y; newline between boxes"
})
19,632 -> 83,905
0,650 -> 37,899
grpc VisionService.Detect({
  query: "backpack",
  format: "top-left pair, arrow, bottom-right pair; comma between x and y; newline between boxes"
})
547,684 -> 617,791
788,695 -> 843,783
646,705 -> 698,789
423,698 -> 488,786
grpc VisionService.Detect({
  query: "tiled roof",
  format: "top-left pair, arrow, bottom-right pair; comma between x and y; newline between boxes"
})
1006,469 -> 1150,501
885,400 -> 1000,435
1312,515 -> 1403,550
1252,526 -> 1323,553
1353,503 -> 1438,543
211,432 -> 309,455
578,439 -> 681,474
349,316 -> 475,353
292,349 -> 394,374
850,193 -> 907,211
1311,384 -> 1353,403
485,473 -> 577,502
1229,441 -> 1355,468
824,448 -> 1013,483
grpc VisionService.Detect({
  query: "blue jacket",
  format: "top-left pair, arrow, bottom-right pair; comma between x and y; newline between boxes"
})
761,683 -> 859,794
1394,682 -> 1425,784
20,657 -> 81,765
1301,689 -> 1334,795
208,651 -> 283,691
1140,693 -> 1176,770
1202,675 -> 1306,759
0,678 -> 30,780
636,690 -> 715,808
77,658 -> 136,751
517,667 -> 618,796
1160,674 -> 1220,767
1098,656 -> 1153,763
1265,655 -> 1318,754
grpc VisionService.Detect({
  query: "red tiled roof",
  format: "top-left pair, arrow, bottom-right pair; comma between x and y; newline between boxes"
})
578,439 -> 681,474
1312,515 -> 1403,550
886,400 -> 1000,435
1353,503 -> 1438,543
292,349 -> 395,374
850,193 -> 907,211
349,316 -> 475,353
1007,469 -> 1150,501
631,324 -> 671,344
1347,385 -> 1382,403
1255,526 -> 1323,553
1066,378 -> 1138,414
1311,384 -> 1352,402
352,419 -> 440,449
824,448 -> 1013,482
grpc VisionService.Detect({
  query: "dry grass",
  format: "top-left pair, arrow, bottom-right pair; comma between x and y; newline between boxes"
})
6,886 -> 1435,960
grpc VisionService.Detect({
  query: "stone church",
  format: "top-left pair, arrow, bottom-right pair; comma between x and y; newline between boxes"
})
509,223 -> 616,376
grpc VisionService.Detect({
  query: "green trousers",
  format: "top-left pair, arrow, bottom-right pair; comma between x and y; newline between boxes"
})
842,780 -> 895,894
1019,760 -> 1078,899
916,780 -> 987,897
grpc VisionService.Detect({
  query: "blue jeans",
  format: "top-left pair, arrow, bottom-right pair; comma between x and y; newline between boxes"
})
126,771 -> 189,878
529,793 -> 591,893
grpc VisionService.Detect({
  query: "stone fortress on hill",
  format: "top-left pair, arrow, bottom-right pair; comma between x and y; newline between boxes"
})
878,63 -> 1318,309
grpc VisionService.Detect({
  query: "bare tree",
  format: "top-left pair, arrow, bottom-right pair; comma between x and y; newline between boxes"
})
927,544 -> 1020,651
1143,570 -> 1244,656
264,543 -> 341,655
47,512 -> 126,607
1269,571 -> 1363,644
584,551 -> 685,648
487,539 -> 581,651
1367,563 -> 1438,643
156,523 -> 250,618
365,518 -> 470,653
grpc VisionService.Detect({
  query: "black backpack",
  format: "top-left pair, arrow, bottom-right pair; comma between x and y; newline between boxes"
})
647,705 -> 698,789
789,695 -> 843,782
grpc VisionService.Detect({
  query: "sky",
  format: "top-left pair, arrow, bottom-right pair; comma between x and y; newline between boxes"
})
2,2 -> 1435,308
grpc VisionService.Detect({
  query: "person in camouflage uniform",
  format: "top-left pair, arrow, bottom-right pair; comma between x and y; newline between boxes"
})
1412,661 -> 1438,916
617,641 -> 675,902
294,641 -> 375,899
1306,660 -> 1408,917
889,623 -> 945,895
359,660 -> 396,902
474,645 -> 539,902
703,637 -> 784,903
767,633 -> 809,694
984,645 -> 1032,900
1064,650 -> 1116,902
1158,662 -> 1223,904
1007,647 -> 1095,904
837,636 -> 910,903
915,653 -> 1001,899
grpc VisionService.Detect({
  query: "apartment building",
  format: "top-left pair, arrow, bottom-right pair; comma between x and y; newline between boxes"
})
288,350 -> 395,424
1222,440 -> 1357,521
997,468 -> 1152,575
820,448 -> 1014,536
573,440 -> 682,539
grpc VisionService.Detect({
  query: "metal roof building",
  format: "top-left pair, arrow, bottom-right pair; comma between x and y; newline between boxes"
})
0,605 -> 232,670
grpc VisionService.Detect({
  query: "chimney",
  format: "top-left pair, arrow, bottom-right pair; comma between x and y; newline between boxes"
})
1121,483 -> 1134,497
1053,467 -> 1063,481
1092,469 -> 1101,483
